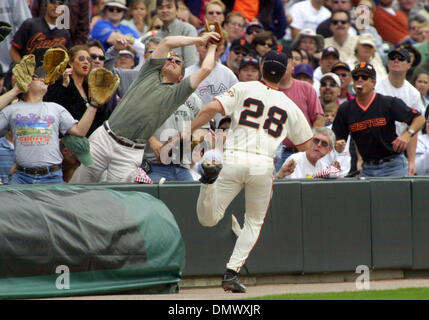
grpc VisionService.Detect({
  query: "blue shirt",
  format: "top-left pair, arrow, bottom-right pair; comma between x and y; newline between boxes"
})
91,19 -> 139,51
0,137 -> 14,184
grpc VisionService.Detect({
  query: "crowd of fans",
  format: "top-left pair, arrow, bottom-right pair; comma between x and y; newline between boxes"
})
0,0 -> 429,184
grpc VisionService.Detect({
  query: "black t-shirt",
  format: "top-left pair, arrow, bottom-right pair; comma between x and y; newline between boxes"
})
11,17 -> 72,66
332,93 -> 421,162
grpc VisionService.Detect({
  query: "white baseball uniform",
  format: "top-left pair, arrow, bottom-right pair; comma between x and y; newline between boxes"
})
197,81 -> 313,272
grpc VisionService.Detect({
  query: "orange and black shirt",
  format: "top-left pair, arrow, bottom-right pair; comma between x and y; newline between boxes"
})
332,93 -> 421,162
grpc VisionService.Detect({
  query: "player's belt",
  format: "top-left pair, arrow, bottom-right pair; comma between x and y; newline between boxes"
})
16,164 -> 62,175
103,122 -> 145,150
365,154 -> 398,165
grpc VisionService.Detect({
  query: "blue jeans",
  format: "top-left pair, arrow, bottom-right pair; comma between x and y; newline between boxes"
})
11,170 -> 64,184
361,154 -> 408,177
148,163 -> 194,183
274,144 -> 295,173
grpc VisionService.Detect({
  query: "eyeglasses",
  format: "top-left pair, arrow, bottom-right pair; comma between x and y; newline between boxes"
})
233,48 -> 249,56
313,137 -> 329,148
90,54 -> 105,61
333,0 -> 348,3
388,55 -> 407,62
246,28 -> 263,35
320,81 -> 338,87
208,10 -> 223,15
106,6 -> 125,13
257,42 -> 274,48
167,56 -> 182,65
352,74 -> 370,81
331,19 -> 348,25
77,56 -> 93,63
153,25 -> 162,30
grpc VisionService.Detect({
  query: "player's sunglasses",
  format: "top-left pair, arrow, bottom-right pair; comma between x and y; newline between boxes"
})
388,54 -> 407,62
208,10 -> 223,15
233,48 -> 249,56
331,19 -> 348,25
320,81 -> 338,87
352,74 -> 370,81
313,138 -> 329,148
167,56 -> 182,65
90,54 -> 106,61
106,6 -> 125,13
256,41 -> 274,48
246,28 -> 263,35
77,56 -> 93,63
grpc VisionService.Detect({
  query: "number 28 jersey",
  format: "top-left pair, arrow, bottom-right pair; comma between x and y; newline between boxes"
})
215,81 -> 313,159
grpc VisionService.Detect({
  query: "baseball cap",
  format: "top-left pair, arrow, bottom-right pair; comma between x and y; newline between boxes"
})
239,53 -> 260,70
293,63 -> 314,78
118,50 -> 135,58
397,43 -> 421,66
322,46 -> 340,59
388,48 -> 411,62
357,33 -> 376,47
230,37 -> 252,52
245,22 -> 264,35
105,0 -> 128,10
331,61 -> 350,73
272,44 -> 292,59
320,72 -> 341,87
351,61 -> 376,79
262,50 -> 288,77
62,135 -> 94,166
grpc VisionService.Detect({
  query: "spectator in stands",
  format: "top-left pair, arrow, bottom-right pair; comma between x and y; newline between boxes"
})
397,43 -> 422,82
60,135 -> 94,183
313,46 -> 340,95
31,0 -> 90,45
292,63 -> 314,84
220,12 -> 246,64
346,33 -> 387,81
299,48 -> 313,66
395,0 -> 419,18
177,2 -> 192,23
0,66 -> 99,184
90,0 -> 107,29
0,0 -> 31,73
414,21 -> 429,67
156,0 -> 199,68
225,37 -> 252,77
319,72 -> 341,109
414,72 -> 429,107
332,62 -> 425,177
204,0 -> 226,25
44,45 -> 106,137
91,0 -> 139,51
291,48 -> 303,68
375,48 -> 426,176
405,15 -> 427,45
316,0 -> 358,38
277,127 -> 339,179
289,0 -> 331,39
121,0 -> 152,37
0,131 -> 14,184
275,46 -> 325,171
251,31 -> 277,58
238,54 -> 261,82
88,40 -> 106,69
324,9 -> 358,63
143,36 -> 162,61
373,0 -> 410,46
243,22 -> 265,46
418,0 -> 429,21
10,2 -> 72,66
331,61 -> 354,104
291,29 -> 324,65
114,49 -> 137,69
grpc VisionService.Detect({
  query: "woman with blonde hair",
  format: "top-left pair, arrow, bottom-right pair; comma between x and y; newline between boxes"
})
122,0 -> 152,37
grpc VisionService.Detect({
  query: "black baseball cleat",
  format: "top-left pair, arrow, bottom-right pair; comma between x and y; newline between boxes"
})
199,160 -> 222,184
222,270 -> 246,293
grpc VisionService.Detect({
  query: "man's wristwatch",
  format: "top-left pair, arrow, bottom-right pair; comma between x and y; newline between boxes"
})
407,128 -> 416,136
86,102 -> 99,109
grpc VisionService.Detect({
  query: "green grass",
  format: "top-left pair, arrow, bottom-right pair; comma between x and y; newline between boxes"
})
244,287 -> 429,300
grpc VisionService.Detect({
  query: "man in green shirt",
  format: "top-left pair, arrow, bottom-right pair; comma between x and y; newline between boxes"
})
70,32 -> 220,183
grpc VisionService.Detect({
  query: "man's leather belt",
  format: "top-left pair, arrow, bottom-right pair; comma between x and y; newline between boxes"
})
103,122 -> 145,150
16,164 -> 62,175
365,155 -> 397,165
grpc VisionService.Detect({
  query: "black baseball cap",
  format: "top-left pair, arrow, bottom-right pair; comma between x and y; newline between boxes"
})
230,37 -> 252,52
271,44 -> 293,59
397,43 -> 421,66
262,50 -> 288,77
331,61 -> 350,73
351,61 -> 376,79
322,46 -> 340,59
239,52 -> 260,70
388,48 -> 411,62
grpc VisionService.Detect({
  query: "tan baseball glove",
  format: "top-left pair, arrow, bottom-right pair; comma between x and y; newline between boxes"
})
12,54 -> 36,93
0,22 -> 12,43
204,20 -> 223,47
43,48 -> 70,85
88,68 -> 120,105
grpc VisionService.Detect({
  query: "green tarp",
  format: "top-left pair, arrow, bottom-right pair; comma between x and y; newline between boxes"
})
0,184 -> 185,298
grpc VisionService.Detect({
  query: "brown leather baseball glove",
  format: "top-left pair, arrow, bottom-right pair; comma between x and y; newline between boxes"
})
204,20 -> 223,47
43,48 -> 70,85
12,54 -> 36,93
88,67 -> 120,105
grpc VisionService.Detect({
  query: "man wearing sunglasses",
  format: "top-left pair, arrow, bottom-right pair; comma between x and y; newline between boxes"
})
324,9 -> 357,63
316,0 -> 358,38
332,62 -> 425,177
225,37 -> 252,77
70,32 -> 221,183
374,48 -> 426,176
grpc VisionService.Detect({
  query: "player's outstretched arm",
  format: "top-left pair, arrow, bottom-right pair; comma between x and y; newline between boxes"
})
151,32 -> 220,60
0,83 -> 21,111
191,100 -> 224,133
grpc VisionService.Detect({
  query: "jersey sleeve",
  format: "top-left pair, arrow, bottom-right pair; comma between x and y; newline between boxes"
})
390,97 -> 421,125
285,105 -> 313,146
214,84 -> 241,116
11,19 -> 31,54
332,104 -> 350,141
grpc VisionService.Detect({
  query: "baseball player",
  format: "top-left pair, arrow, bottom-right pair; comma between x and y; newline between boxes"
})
190,50 -> 313,293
